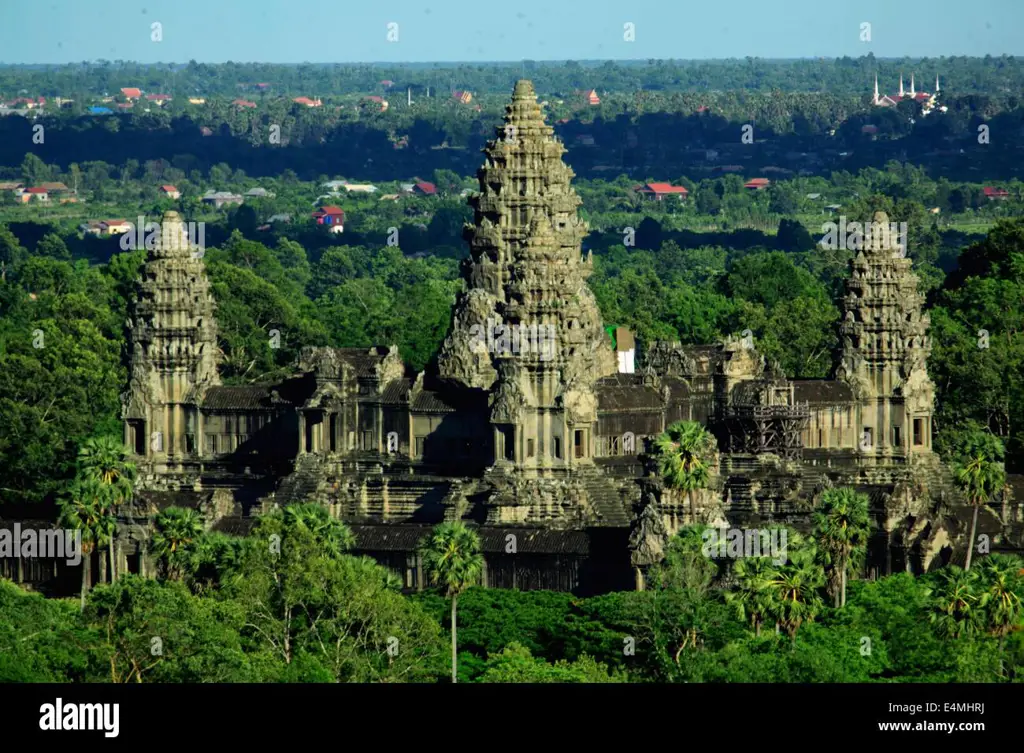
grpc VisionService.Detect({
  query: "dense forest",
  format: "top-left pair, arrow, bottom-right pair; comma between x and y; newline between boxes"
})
3,506 -> 1022,683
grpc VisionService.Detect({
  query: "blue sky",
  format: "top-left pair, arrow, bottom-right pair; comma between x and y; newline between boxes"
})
0,0 -> 1021,64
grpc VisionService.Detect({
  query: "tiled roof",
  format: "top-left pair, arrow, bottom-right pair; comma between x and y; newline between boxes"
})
792,380 -> 854,404
203,384 -> 294,410
596,375 -> 664,411
381,379 -> 411,404
639,182 -> 688,194
411,390 -> 459,413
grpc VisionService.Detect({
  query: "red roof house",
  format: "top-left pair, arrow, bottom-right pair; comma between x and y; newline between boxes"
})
413,181 -> 437,196
145,93 -> 172,102
121,87 -> 142,100
232,99 -> 257,108
312,206 -> 345,232
635,182 -> 689,201
983,187 -> 1010,200
293,96 -> 322,107
584,89 -> 600,105
20,187 -> 49,203
160,185 -> 181,198
744,178 -> 772,190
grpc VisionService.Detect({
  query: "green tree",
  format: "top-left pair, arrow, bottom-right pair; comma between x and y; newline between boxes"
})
926,566 -> 982,639
975,554 -> 1024,679
652,421 -> 717,523
813,487 -> 871,607
36,234 -> 72,262
419,521 -> 484,683
83,575 -> 253,682
949,430 -> 1006,570
764,533 -> 825,639
231,508 -> 443,681
77,435 -> 136,582
725,556 -> 778,636
151,507 -> 205,582
58,477 -> 115,611
477,642 -> 623,683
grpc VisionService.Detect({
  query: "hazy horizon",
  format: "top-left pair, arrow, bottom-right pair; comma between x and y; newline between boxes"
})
1,0 -> 1021,65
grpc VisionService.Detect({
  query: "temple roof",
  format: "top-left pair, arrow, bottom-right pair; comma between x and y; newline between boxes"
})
381,379 -> 411,404
792,380 -> 855,404
202,375 -> 315,410
596,374 -> 664,411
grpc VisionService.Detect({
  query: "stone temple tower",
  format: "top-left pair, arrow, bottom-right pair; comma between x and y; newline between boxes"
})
121,211 -> 220,475
836,211 -> 935,463
437,79 -> 616,471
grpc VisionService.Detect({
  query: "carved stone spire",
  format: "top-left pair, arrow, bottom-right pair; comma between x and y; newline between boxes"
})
437,79 -> 615,389
122,211 -> 219,460
436,79 -> 615,469
836,211 -> 934,457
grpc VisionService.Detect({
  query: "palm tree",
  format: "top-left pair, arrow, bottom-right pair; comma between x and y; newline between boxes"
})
419,522 -> 483,683
77,435 -> 136,582
282,503 -> 355,554
976,554 -> 1024,680
950,426 -> 1007,569
925,566 -> 982,639
725,556 -> 778,637
812,487 -> 871,607
58,477 -> 114,612
150,507 -> 205,581
652,421 -> 717,524
764,534 -> 825,639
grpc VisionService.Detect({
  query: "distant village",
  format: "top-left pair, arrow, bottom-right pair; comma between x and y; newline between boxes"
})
4,72 -> 1013,240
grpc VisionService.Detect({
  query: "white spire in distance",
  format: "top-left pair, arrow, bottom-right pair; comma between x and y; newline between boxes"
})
873,73 -> 880,104
910,73 -> 916,96
899,74 -> 905,98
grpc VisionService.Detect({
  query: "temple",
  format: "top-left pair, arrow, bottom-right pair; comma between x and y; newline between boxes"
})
107,80 -> 1016,595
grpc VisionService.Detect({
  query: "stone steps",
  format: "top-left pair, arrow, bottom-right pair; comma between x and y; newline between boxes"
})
576,469 -> 632,527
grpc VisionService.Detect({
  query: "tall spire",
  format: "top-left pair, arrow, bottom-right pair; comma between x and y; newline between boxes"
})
935,75 -> 940,94
898,74 -> 904,98
909,73 -> 916,96
436,79 -> 615,468
122,210 -> 220,462
873,74 -> 880,104
836,211 -> 934,458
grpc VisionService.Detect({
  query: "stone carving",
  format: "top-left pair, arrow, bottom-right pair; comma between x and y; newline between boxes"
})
628,494 -> 668,567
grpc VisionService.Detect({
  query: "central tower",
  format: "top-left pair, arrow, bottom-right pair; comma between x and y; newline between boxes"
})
836,211 -> 935,462
437,79 -> 616,471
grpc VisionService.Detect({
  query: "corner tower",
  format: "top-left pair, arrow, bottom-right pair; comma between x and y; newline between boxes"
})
122,211 -> 220,472
437,79 -> 616,470
836,211 -> 934,463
